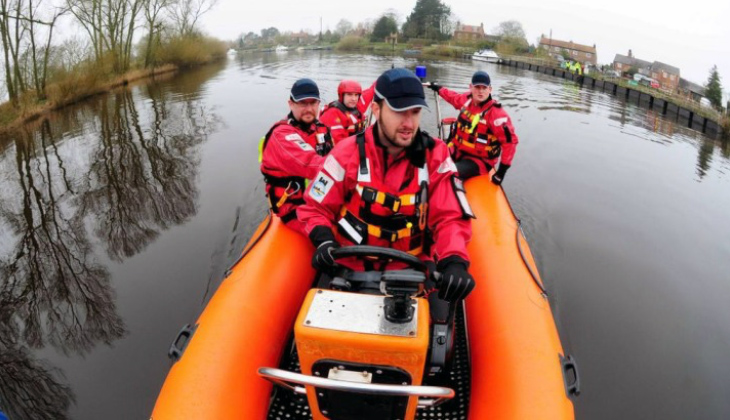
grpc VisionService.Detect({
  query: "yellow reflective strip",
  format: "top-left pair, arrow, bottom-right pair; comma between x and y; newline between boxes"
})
258,137 -> 265,163
367,224 -> 382,237
400,194 -> 416,205
470,115 -> 480,131
407,246 -> 423,256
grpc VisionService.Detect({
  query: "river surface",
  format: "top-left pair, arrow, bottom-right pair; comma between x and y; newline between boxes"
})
0,52 -> 728,420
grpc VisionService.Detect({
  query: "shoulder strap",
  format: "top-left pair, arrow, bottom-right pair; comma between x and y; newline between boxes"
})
332,100 -> 362,118
261,119 -> 290,152
356,132 -> 368,176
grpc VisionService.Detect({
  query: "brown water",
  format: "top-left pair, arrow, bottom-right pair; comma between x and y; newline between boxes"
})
0,52 -> 728,420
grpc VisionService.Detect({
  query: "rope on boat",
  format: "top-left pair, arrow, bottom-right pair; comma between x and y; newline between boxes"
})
500,185 -> 548,297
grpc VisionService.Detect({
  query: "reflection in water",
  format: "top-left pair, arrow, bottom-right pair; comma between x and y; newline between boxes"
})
0,64 -> 220,418
0,307 -> 75,420
0,120 -> 123,355
696,137 -> 714,178
78,88 -> 212,261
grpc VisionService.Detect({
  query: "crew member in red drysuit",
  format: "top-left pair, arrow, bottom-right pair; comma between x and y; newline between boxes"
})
319,80 -> 376,143
260,78 -> 334,233
428,70 -> 519,184
298,68 -> 476,303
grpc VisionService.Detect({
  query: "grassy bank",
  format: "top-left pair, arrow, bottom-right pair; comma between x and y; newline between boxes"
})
0,35 -> 227,133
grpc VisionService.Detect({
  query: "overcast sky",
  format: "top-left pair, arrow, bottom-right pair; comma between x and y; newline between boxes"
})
199,0 -> 730,93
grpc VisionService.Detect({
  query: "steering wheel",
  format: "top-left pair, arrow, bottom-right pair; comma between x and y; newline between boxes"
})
330,245 -> 426,273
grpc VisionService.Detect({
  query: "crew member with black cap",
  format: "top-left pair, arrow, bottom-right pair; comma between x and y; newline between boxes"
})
297,68 -> 476,303
428,70 -> 519,184
259,78 -> 334,233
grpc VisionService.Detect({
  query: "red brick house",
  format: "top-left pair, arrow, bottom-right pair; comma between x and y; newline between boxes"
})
289,31 -> 313,44
539,36 -> 597,65
454,22 -> 485,41
613,50 -> 680,91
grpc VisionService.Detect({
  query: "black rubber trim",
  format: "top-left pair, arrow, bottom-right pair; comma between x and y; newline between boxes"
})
168,323 -> 198,361
560,354 -> 581,397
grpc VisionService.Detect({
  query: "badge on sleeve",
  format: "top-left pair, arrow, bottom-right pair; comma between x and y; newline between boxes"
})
310,171 -> 334,203
285,133 -> 314,151
452,176 -> 476,219
323,155 -> 346,181
493,117 -> 508,126
437,156 -> 458,174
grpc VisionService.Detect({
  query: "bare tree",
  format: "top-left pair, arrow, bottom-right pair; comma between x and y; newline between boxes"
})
166,0 -> 216,37
67,0 -> 145,72
0,0 -> 27,101
334,18 -> 352,37
143,0 -> 170,67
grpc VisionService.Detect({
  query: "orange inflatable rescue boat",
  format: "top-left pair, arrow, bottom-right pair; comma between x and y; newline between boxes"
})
151,175 -> 579,419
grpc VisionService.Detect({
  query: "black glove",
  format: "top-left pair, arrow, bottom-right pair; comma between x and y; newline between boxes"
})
491,163 -> 510,186
309,226 -> 340,271
427,82 -> 442,93
436,256 -> 475,302
312,240 -> 340,271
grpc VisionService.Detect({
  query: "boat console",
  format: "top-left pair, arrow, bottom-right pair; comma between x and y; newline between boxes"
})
259,246 -> 455,420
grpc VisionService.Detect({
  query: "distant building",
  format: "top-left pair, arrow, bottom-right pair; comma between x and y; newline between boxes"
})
289,31 -> 313,44
677,78 -> 706,102
648,61 -> 680,91
454,22 -> 485,41
384,32 -> 398,45
612,50 -> 680,91
539,36 -> 597,65
613,50 -> 651,75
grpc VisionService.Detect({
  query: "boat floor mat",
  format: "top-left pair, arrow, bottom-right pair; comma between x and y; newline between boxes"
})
266,305 -> 470,420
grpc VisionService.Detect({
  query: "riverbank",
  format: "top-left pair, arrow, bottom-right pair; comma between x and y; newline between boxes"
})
0,65 -> 181,134
497,56 -> 729,139
0,36 -> 227,134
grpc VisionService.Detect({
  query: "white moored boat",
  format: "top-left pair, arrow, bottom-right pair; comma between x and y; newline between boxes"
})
471,49 -> 500,63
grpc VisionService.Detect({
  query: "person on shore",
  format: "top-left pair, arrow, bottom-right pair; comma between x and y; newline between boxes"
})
319,80 -> 376,143
297,68 -> 476,303
259,78 -> 334,233
427,70 -> 519,184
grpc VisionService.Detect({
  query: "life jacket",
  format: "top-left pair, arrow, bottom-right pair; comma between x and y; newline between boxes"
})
323,101 -> 366,136
335,133 -> 430,256
447,98 -> 502,160
259,119 -> 333,216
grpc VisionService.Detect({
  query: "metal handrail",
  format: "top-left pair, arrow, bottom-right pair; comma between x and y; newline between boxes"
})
258,367 -> 455,408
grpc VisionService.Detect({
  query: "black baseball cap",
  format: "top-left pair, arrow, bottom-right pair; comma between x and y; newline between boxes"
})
471,70 -> 491,86
374,68 -> 428,111
290,78 -> 320,102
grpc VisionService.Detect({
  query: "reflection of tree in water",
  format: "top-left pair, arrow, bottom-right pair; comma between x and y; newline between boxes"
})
696,137 -> 714,179
0,120 -> 126,354
0,64 -> 221,418
0,121 -> 125,418
720,137 -> 730,160
0,306 -> 75,420
79,86 -> 216,261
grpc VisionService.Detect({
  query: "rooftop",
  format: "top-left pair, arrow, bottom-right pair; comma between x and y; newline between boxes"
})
539,37 -> 596,54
